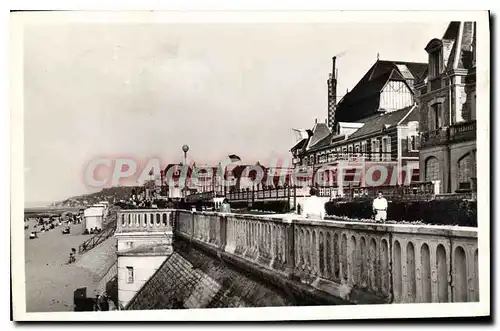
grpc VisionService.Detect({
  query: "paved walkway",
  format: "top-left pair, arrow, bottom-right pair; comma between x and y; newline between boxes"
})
24,220 -> 99,312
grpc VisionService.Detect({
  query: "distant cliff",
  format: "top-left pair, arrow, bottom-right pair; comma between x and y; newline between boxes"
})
51,185 -> 144,208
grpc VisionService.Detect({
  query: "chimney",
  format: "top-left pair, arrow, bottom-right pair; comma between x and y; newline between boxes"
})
332,56 -> 337,79
327,56 -> 338,130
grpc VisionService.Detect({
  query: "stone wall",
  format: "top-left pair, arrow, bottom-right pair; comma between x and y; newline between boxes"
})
175,210 -> 479,304
125,239 -> 329,310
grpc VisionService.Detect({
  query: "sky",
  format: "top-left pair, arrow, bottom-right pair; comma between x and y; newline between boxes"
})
23,21 -> 449,205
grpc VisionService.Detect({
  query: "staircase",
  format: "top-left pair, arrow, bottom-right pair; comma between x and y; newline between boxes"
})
78,208 -> 118,254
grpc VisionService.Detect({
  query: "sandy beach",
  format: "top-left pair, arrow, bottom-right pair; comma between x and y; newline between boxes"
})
24,219 -> 100,312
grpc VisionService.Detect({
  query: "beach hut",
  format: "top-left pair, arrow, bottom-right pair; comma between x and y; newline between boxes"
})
92,203 -> 109,217
83,206 -> 105,232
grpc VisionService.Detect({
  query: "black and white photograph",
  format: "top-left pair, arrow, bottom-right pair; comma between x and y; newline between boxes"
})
10,10 -> 490,321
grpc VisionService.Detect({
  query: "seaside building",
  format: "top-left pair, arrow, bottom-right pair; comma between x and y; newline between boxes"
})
291,57 -> 428,197
415,21 -> 477,194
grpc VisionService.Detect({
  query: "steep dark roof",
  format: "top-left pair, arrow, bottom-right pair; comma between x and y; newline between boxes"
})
334,60 -> 426,122
345,105 -> 416,141
290,138 -> 307,152
434,22 -> 475,72
307,123 -> 331,148
307,133 -> 335,152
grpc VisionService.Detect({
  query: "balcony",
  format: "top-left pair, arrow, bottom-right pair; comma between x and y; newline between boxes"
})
420,128 -> 449,148
449,120 -> 476,143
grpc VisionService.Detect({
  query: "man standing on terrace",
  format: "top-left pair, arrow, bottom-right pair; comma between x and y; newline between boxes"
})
302,187 -> 325,220
372,191 -> 388,223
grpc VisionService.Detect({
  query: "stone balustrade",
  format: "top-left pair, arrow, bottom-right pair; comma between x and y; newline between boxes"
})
175,211 -> 479,304
116,209 -> 175,233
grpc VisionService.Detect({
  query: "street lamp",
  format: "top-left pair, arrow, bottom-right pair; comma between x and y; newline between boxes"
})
182,145 -> 189,197
182,144 -> 189,165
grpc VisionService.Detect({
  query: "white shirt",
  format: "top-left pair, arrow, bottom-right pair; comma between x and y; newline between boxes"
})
372,197 -> 388,210
302,196 -> 325,219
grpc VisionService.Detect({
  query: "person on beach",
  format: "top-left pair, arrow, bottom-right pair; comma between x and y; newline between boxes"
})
372,191 -> 388,223
301,187 -> 325,220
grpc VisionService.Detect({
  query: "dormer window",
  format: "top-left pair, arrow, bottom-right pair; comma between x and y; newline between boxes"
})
425,38 -> 443,79
429,48 -> 442,78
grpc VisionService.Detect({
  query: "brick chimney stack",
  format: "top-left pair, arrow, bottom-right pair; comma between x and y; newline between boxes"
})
327,56 -> 337,130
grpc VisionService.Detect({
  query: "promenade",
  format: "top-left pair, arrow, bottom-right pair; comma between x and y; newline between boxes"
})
24,220 -> 98,312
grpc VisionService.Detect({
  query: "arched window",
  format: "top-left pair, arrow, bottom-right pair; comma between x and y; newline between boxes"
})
162,213 -> 167,226
457,153 -> 473,189
425,157 -> 440,182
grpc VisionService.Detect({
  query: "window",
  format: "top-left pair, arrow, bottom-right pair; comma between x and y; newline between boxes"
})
472,22 -> 476,67
425,157 -> 440,182
408,135 -> 419,151
471,92 -> 476,120
429,49 -> 442,78
371,139 -> 380,161
126,266 -> 134,284
382,136 -> 391,161
361,141 -> 367,154
429,103 -> 443,131
457,153 -> 473,189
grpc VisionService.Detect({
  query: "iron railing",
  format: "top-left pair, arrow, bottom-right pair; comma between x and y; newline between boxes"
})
420,128 -> 449,148
78,223 -> 116,254
186,182 -> 436,205
78,208 -> 117,254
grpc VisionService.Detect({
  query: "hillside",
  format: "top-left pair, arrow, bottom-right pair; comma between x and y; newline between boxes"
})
51,185 -> 144,208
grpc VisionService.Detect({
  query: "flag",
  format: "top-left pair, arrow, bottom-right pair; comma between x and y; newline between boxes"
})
292,129 -> 311,142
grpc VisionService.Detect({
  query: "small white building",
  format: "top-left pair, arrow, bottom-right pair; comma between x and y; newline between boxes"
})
115,210 -> 174,307
84,206 -> 105,231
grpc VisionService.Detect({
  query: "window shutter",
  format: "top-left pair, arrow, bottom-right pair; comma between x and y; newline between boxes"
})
386,137 -> 391,160
428,107 -> 435,131
438,103 -> 443,127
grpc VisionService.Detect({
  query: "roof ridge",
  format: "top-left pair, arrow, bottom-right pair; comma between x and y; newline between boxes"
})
397,104 -> 417,125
